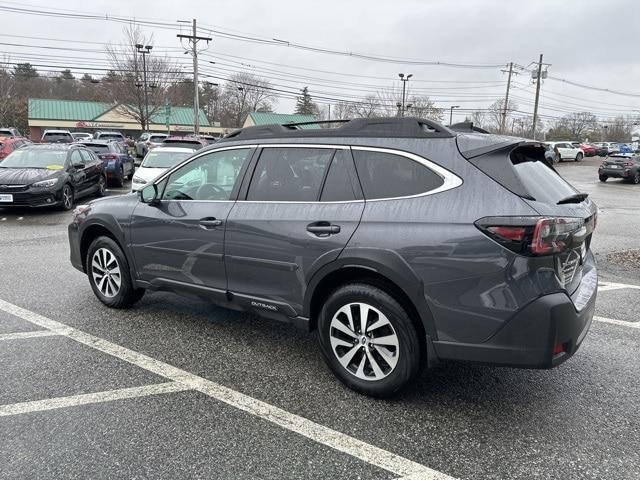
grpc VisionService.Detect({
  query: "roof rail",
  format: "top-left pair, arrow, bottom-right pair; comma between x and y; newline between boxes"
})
449,121 -> 491,134
220,117 -> 455,142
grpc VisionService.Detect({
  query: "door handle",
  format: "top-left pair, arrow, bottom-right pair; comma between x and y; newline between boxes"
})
199,217 -> 223,229
307,222 -> 341,235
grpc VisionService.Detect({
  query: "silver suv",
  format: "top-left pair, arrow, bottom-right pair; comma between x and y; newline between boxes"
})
68,118 -> 598,397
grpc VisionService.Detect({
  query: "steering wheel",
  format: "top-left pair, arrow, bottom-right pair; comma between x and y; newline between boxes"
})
195,183 -> 227,200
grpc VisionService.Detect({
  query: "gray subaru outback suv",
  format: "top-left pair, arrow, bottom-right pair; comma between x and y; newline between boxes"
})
68,118 -> 598,397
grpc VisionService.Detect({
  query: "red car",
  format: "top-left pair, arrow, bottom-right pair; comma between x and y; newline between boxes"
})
0,137 -> 32,161
577,143 -> 596,157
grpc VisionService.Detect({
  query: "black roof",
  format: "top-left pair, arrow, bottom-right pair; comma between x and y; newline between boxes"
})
218,117 -> 456,143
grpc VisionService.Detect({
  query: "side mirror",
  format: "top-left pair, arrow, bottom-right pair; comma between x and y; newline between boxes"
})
140,183 -> 160,205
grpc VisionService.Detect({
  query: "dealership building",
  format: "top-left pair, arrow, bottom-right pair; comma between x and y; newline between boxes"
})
27,98 -> 225,140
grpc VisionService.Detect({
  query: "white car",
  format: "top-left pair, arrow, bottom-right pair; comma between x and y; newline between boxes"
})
546,141 -> 584,162
41,129 -> 74,144
71,132 -> 93,141
131,147 -> 194,192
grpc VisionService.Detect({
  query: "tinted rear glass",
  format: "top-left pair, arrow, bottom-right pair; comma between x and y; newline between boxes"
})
84,144 -> 110,154
353,150 -> 444,200
149,135 -> 168,142
163,140 -> 200,149
43,133 -> 73,143
469,145 -> 577,204
142,150 -> 192,168
98,134 -> 123,140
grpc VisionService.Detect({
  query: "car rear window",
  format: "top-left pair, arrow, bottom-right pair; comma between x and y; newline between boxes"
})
43,133 -> 73,143
163,140 -> 201,149
84,144 -> 110,154
150,135 -> 168,142
98,134 -> 123,140
142,150 -> 192,168
468,144 -> 577,204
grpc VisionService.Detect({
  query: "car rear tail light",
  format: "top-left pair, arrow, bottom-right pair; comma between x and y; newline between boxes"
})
476,216 -> 591,256
553,343 -> 567,356
624,162 -> 634,167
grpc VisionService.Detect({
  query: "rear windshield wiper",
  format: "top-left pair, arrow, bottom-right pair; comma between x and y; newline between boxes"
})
557,193 -> 588,205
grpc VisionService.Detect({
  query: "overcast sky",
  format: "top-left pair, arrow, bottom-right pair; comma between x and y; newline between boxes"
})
2,0 -> 639,126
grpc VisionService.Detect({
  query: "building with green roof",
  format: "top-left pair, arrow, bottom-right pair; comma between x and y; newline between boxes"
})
243,112 -> 318,129
27,98 -> 223,140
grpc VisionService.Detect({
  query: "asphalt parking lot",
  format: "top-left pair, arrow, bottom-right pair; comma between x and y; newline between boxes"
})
1,160 -> 639,480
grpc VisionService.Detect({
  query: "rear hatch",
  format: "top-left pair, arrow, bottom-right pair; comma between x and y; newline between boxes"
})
457,134 -> 597,295
601,154 -> 633,171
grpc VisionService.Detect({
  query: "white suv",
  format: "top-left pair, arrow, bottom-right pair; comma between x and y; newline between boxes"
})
546,141 -> 584,162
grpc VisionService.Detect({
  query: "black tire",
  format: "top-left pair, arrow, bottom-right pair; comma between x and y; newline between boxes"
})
114,166 -> 124,188
555,153 -> 562,163
127,165 -> 134,180
60,184 -> 74,211
86,236 -> 145,308
632,172 -> 640,184
95,175 -> 107,197
317,283 -> 421,397
599,175 -> 608,182
575,152 -> 583,162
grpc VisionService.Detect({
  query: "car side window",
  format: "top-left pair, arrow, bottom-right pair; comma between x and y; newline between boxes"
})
247,147 -> 334,202
70,150 -> 84,167
352,150 -> 444,200
320,149 -> 357,202
80,150 -> 93,163
162,148 -> 252,201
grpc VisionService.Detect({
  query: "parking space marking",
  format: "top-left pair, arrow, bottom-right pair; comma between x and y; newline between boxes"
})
0,382 -> 189,417
0,330 -> 61,341
0,298 -> 456,480
598,281 -> 640,291
594,315 -> 640,329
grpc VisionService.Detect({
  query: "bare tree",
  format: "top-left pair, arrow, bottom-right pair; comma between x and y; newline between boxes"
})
106,25 -> 181,131
407,95 -> 443,121
486,99 -> 518,132
216,72 -> 276,127
469,111 -> 487,129
557,112 -> 597,140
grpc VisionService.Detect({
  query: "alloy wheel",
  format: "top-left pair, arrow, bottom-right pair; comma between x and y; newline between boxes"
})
329,302 -> 399,381
91,248 -> 121,298
98,176 -> 106,195
62,186 -> 73,209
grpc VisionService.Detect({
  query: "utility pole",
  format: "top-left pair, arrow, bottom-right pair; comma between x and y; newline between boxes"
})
177,19 -> 211,136
531,54 -> 544,140
449,105 -> 460,126
500,62 -> 514,134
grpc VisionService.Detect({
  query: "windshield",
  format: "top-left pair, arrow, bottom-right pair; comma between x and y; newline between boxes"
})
142,150 -> 191,168
0,149 -> 67,169
98,134 -> 123,140
149,135 -> 168,142
83,144 -> 110,154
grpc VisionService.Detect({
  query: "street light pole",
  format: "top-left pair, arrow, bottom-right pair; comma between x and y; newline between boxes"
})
136,44 -> 152,131
398,73 -> 412,117
449,105 -> 460,126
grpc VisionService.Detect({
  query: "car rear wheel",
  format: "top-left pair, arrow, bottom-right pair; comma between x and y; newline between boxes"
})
575,153 -> 583,162
87,236 -> 145,308
60,184 -> 74,210
632,172 -> 640,184
599,175 -> 608,182
95,175 -> 106,197
317,283 -> 421,397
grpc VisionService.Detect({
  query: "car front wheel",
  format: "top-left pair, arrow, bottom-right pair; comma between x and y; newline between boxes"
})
60,184 -> 74,210
317,283 -> 421,397
95,175 -> 106,197
87,236 -> 145,308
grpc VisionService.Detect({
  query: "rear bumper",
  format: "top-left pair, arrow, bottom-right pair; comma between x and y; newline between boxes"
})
433,270 -> 597,369
599,168 -> 632,178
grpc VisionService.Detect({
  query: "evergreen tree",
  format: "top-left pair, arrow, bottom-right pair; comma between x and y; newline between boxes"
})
294,87 -> 318,115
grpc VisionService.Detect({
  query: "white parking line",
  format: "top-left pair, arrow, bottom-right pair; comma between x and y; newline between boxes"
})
0,382 -> 189,417
0,298 -> 455,480
0,330 -> 61,341
598,281 -> 640,291
594,315 -> 640,329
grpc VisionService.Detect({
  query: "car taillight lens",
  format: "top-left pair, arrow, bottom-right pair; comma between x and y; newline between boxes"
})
624,162 -> 634,167
476,216 -> 591,256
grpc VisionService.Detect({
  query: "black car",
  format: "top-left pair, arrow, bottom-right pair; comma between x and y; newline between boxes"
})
0,144 -> 106,209
78,140 -> 135,187
69,117 -> 597,397
599,154 -> 640,184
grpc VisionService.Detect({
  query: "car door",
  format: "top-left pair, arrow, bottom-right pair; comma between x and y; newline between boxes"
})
68,149 -> 89,193
129,146 -> 254,294
224,145 -> 364,317
555,143 -> 569,159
